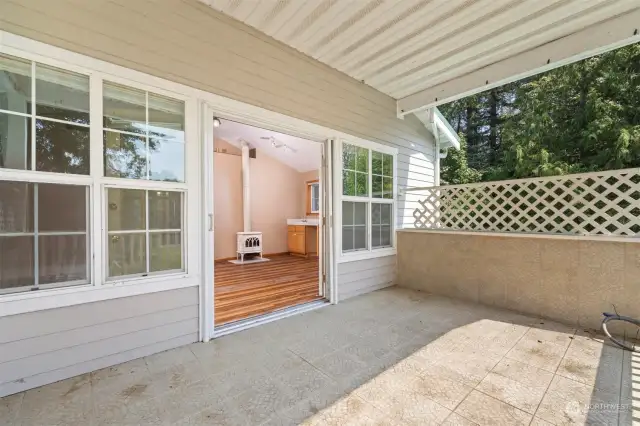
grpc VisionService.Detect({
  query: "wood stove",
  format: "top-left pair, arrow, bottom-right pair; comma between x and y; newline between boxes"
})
236,231 -> 263,263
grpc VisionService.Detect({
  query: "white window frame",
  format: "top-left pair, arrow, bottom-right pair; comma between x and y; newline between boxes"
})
309,181 -> 320,214
0,34 -> 200,318
335,139 -> 398,263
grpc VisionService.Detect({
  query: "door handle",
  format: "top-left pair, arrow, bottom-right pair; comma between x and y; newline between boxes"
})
208,214 -> 213,231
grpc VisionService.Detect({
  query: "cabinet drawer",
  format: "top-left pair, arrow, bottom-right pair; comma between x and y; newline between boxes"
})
294,225 -> 305,232
288,225 -> 296,233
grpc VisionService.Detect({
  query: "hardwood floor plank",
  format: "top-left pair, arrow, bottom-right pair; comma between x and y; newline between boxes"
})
214,254 -> 321,325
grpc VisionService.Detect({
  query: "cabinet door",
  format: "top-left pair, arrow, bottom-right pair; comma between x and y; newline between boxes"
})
288,232 -> 306,254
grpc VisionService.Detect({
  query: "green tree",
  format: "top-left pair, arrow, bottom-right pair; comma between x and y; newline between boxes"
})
439,42 -> 640,182
440,135 -> 482,185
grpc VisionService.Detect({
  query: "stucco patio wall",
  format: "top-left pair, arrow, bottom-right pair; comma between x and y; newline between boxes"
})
397,230 -> 640,329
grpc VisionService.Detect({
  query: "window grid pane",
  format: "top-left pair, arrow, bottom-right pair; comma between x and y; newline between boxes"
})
103,82 -> 185,182
1,55 -> 91,175
342,143 -> 369,196
371,203 -> 392,249
0,53 -> 32,116
372,150 -> 393,199
35,63 -> 90,125
0,181 -> 89,293
342,201 -> 367,253
107,188 -> 183,278
150,231 -> 182,272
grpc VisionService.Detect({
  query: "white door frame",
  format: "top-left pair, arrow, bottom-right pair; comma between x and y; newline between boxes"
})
201,102 -> 338,339
200,102 -> 216,342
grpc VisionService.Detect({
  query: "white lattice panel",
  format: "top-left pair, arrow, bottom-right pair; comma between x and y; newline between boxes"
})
413,169 -> 640,236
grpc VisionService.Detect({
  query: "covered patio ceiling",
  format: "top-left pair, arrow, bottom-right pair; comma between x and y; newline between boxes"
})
200,0 -> 640,116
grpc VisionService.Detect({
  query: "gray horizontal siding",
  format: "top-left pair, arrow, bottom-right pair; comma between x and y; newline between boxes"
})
0,0 -> 436,229
0,287 -> 199,397
338,255 -> 396,301
0,0 -> 435,394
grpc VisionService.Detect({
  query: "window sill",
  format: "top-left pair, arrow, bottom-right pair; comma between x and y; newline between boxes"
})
338,248 -> 397,263
0,273 -> 198,317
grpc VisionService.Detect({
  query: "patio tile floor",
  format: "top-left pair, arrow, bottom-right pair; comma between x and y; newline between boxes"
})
1,287 -> 635,425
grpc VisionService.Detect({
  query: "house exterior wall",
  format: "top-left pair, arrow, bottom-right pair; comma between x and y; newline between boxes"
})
0,287 -> 198,396
0,0 -> 437,394
0,0 -> 436,225
338,256 -> 396,301
1,0 -> 437,294
397,230 -> 640,330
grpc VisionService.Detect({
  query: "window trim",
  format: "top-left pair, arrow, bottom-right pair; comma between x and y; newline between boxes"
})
336,139 -> 398,263
306,179 -> 320,216
0,36 -> 199,310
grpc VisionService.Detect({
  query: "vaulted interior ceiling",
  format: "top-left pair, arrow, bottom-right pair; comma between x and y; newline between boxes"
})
214,119 -> 322,173
199,0 -> 640,116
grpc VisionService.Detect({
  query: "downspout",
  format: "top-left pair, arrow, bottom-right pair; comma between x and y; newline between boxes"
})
431,109 -> 441,186
240,139 -> 251,232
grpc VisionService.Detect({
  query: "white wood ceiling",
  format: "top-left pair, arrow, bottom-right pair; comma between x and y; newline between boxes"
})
200,0 -> 639,104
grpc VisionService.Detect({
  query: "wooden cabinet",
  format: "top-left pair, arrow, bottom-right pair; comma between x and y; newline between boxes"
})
288,226 -> 306,255
288,225 -> 318,256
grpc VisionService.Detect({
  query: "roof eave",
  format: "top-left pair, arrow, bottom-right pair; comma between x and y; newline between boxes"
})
415,107 -> 460,151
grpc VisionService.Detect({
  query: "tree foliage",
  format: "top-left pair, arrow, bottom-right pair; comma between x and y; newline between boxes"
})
439,42 -> 640,184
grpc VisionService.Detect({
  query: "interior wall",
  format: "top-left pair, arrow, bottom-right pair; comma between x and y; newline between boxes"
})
213,138 -> 308,259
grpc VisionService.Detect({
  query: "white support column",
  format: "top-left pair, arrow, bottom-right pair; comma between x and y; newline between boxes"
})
241,140 -> 251,232
431,109 -> 441,187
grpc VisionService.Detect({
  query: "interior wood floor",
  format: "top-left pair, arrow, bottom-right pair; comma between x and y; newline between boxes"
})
214,254 -> 321,325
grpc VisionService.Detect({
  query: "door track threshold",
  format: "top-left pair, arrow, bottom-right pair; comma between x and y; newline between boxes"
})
213,299 -> 329,338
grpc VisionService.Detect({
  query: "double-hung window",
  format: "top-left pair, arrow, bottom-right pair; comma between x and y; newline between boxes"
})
0,51 -> 188,295
340,141 -> 395,257
0,54 -> 92,294
103,82 -> 186,279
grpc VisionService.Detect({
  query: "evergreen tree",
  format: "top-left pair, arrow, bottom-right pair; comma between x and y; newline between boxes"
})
439,42 -> 640,182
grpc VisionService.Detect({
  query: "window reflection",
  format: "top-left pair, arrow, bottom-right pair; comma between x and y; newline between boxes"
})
104,131 -> 147,179
149,191 -> 181,230
35,119 -> 90,174
150,232 -> 181,272
0,113 -> 30,171
108,233 -> 146,277
148,93 -> 185,142
149,138 -> 184,182
35,63 -> 90,124
39,235 -> 86,284
0,54 -> 31,115
103,82 -> 146,134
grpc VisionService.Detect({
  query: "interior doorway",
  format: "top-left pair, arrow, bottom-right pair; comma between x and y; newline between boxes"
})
210,118 -> 329,327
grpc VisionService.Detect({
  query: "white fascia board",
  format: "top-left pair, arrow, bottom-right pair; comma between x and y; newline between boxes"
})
413,108 -> 460,150
397,8 -> 640,116
434,108 -> 460,150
